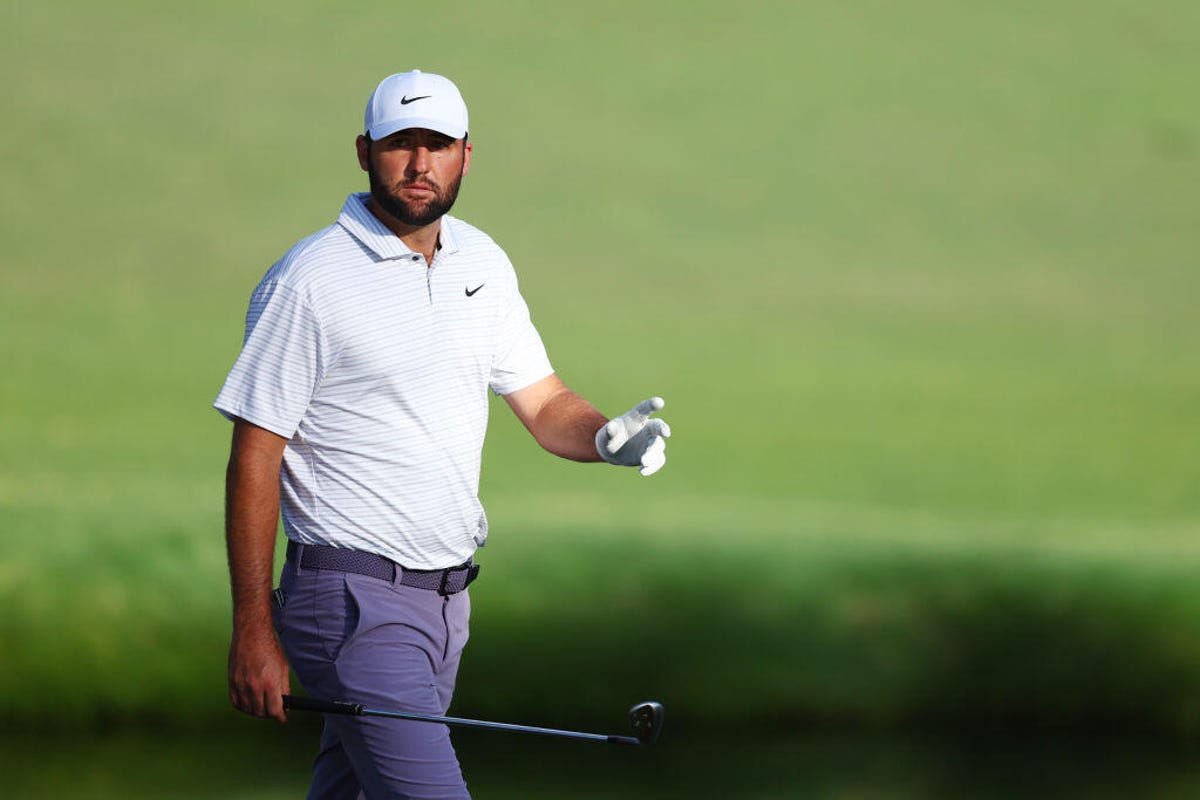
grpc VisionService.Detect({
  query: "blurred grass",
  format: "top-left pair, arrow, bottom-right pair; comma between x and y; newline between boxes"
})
2,0 -> 1199,747
9,724 -> 1200,799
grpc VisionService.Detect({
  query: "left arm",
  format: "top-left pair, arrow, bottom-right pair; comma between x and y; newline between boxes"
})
503,374 -> 607,462
504,374 -> 672,475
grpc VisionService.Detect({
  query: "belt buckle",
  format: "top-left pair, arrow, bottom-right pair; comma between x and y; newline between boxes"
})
437,563 -> 476,596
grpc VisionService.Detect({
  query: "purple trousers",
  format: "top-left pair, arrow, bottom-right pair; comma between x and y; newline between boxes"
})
274,554 -> 472,799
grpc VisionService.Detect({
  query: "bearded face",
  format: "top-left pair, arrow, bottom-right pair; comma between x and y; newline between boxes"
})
365,133 -> 467,227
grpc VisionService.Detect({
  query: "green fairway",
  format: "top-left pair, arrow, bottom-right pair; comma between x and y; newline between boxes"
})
3,0 -> 1199,762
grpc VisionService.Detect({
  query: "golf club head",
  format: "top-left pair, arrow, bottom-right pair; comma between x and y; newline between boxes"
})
628,701 -> 664,745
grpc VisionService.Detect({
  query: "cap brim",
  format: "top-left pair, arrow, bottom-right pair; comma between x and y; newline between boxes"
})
369,117 -> 467,140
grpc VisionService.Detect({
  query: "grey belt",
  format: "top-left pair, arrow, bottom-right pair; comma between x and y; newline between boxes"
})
286,541 -> 479,595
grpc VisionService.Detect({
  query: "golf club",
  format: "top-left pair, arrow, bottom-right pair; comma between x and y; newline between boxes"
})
283,695 -> 664,746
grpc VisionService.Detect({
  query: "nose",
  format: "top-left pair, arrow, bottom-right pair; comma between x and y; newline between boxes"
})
407,146 -> 431,175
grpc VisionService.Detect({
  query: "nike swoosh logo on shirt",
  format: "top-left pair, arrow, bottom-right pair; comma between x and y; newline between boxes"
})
465,284 -> 485,297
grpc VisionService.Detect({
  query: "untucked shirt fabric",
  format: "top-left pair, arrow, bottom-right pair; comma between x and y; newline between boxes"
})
214,193 -> 553,568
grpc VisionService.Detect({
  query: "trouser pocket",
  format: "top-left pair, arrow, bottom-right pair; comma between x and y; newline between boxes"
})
311,572 -> 360,662
276,568 -> 361,671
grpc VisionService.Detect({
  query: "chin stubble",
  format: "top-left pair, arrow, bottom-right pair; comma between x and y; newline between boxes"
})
367,162 -> 464,227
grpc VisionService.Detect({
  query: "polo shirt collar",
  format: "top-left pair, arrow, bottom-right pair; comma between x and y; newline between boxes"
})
338,192 -> 461,260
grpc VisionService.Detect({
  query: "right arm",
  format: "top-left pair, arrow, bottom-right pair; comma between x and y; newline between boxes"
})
225,417 -> 291,722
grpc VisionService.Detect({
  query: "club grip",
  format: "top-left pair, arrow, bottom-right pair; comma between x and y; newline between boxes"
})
606,735 -> 641,746
283,694 -> 365,716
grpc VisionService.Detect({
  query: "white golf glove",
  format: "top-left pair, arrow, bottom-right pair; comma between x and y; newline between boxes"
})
595,397 -> 671,477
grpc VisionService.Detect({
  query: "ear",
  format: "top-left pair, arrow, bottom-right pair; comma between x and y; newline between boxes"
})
461,139 -> 472,177
356,135 -> 371,172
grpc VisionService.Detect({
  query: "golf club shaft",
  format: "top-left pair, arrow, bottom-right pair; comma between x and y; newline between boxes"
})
283,695 -> 640,746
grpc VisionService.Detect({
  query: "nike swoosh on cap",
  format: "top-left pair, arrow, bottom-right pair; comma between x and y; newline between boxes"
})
400,95 -> 431,105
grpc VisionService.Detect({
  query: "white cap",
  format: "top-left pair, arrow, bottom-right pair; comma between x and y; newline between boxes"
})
364,70 -> 469,140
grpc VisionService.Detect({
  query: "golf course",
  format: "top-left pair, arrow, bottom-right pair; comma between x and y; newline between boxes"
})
3,1 -> 1199,796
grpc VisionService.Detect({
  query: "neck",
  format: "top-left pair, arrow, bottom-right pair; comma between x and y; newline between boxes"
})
366,197 -> 441,265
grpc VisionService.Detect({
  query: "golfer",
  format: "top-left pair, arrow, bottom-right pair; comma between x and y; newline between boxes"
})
214,70 -> 670,798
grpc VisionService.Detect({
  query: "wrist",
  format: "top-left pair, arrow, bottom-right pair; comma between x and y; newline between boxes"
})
595,422 -> 618,465
232,600 -> 274,632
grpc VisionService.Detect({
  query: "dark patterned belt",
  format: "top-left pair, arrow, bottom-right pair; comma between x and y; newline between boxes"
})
286,541 -> 479,595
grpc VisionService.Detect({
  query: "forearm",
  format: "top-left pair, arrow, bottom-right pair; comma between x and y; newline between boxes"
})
224,422 -> 287,632
223,419 -> 291,721
525,385 -> 608,462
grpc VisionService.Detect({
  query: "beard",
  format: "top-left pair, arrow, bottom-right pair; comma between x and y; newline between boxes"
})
367,159 -> 464,227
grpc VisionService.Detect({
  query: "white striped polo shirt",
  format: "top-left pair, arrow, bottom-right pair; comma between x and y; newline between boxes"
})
214,193 -> 554,569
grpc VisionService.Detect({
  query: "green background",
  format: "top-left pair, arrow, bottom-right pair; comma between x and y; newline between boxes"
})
3,0 -> 1199,796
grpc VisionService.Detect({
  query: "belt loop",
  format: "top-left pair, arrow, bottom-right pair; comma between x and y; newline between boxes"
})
293,543 -> 305,576
391,558 -> 404,588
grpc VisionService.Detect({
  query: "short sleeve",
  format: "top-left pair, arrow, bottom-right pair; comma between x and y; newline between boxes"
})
488,268 -> 553,395
213,281 -> 330,437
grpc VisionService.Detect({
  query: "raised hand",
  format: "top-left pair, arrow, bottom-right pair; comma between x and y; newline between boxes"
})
595,397 -> 672,476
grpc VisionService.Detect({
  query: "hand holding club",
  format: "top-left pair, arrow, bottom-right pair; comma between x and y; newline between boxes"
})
228,623 -> 290,723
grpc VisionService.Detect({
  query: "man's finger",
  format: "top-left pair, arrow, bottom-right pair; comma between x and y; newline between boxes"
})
645,419 -> 671,439
605,419 -> 629,454
639,454 -> 665,476
631,396 -> 665,421
249,687 -> 267,718
231,683 -> 256,717
638,437 -> 666,476
266,690 -> 287,724
229,686 -> 244,714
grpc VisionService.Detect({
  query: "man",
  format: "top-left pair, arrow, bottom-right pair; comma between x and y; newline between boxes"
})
214,69 -> 670,799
